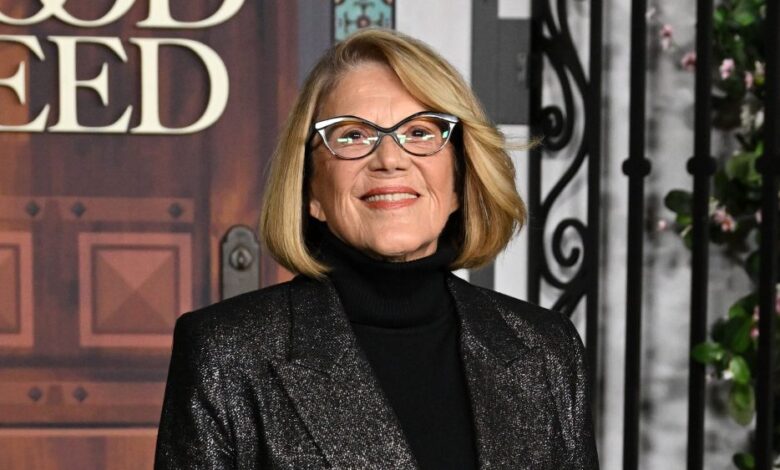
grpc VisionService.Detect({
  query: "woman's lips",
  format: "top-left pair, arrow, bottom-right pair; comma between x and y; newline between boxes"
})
360,186 -> 420,209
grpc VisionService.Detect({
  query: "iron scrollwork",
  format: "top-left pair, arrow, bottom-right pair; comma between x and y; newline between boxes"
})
529,0 -> 595,317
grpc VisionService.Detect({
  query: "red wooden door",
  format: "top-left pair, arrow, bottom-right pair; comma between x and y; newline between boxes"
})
0,1 -> 297,468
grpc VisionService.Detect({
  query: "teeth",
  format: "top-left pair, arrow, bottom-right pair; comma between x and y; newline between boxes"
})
365,193 -> 418,202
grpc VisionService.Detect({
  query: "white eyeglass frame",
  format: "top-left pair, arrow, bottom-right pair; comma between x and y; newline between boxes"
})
307,111 -> 459,160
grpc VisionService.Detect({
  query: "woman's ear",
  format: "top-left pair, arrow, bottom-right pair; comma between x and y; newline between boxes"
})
309,195 -> 327,221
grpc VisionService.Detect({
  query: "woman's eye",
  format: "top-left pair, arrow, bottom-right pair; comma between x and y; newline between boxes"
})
346,130 -> 364,139
410,127 -> 435,139
336,128 -> 370,144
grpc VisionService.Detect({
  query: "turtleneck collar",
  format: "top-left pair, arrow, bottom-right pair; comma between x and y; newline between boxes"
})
309,219 -> 456,328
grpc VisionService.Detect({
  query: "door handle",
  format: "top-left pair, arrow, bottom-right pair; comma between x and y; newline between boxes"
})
221,225 -> 260,300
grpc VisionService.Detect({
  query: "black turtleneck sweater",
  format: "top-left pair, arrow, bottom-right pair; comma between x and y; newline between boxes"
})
312,222 -> 479,470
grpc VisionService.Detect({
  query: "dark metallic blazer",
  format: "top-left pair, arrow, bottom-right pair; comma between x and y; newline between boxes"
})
154,274 -> 599,469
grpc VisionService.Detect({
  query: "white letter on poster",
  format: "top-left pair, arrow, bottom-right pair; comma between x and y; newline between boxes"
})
131,38 -> 228,135
0,0 -> 62,26
0,0 -> 134,27
48,36 -> 133,133
53,0 -> 135,27
0,35 -> 50,132
138,0 -> 244,28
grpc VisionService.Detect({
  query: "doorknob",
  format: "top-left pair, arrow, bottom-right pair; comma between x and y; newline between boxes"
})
221,225 -> 260,300
229,246 -> 254,271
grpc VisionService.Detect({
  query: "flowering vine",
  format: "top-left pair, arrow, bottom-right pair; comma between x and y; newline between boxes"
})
655,0 -> 777,468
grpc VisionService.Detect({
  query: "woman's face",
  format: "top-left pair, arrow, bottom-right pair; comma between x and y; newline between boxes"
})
308,62 -> 460,262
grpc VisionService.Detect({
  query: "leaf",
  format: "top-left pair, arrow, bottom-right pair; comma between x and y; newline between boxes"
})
744,250 -> 760,283
730,317 -> 754,353
728,302 -> 748,319
734,10 -> 756,26
733,452 -> 755,470
754,139 -> 764,156
714,8 -> 725,26
717,316 -> 754,353
664,190 -> 693,216
729,356 -> 751,384
691,342 -> 725,364
728,293 -> 757,319
725,152 -> 761,188
728,382 -> 755,426
676,213 -> 692,227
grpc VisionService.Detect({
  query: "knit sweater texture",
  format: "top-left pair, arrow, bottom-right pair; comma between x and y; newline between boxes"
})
312,221 -> 479,469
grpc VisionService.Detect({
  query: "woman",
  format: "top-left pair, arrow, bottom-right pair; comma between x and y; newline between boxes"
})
155,28 -> 598,470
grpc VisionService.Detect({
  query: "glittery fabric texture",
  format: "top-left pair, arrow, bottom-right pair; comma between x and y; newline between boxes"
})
154,274 -> 599,470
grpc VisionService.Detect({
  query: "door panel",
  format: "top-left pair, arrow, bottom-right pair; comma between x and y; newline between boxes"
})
0,429 -> 157,470
0,1 -> 298,467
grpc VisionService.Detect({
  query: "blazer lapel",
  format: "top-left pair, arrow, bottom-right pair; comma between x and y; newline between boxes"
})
447,275 -> 562,469
271,276 -> 417,470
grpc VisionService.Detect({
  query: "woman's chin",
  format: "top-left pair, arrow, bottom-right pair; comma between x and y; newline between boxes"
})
364,238 -> 436,262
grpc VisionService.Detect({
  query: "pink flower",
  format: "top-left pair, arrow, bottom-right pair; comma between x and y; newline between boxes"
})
656,219 -> 669,231
745,71 -> 754,89
712,207 -> 737,232
755,209 -> 762,224
750,326 -> 759,340
660,24 -> 674,50
752,300 -> 780,319
720,58 -> 735,80
681,51 -> 697,71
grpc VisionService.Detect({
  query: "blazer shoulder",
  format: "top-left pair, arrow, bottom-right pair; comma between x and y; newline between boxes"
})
178,279 -> 292,325
459,277 -> 582,352
172,279 -> 294,365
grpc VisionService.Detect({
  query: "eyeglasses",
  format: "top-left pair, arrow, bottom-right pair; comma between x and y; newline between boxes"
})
308,111 -> 459,160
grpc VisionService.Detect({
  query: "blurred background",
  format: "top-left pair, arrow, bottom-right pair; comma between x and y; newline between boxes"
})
0,0 -> 775,469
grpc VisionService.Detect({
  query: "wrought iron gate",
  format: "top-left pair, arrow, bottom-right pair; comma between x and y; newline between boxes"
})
528,1 -> 778,469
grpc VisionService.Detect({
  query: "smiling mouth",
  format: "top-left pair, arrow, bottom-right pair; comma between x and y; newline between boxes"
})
363,193 -> 419,202
359,188 -> 421,208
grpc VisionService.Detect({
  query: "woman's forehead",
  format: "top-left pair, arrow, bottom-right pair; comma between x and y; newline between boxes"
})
317,63 -> 427,125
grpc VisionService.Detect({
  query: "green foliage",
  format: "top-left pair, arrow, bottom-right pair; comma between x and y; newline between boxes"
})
692,341 -> 726,364
733,452 -> 755,470
743,250 -> 760,283
712,313 -> 753,354
665,190 -> 692,216
728,293 -> 757,318
728,382 -> 755,426
724,150 -> 761,189
729,356 -> 751,384
662,0 -> 777,466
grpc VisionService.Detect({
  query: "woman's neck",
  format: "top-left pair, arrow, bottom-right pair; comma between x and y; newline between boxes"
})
311,221 -> 455,328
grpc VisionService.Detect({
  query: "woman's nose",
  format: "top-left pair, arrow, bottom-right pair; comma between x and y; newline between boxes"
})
368,134 -> 411,171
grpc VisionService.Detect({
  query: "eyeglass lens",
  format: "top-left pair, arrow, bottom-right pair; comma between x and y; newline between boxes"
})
321,116 -> 452,159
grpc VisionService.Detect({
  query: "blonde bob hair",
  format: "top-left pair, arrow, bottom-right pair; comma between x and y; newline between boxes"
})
259,28 -> 527,278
